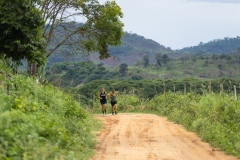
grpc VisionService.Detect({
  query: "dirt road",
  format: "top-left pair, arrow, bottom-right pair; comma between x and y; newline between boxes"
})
90,113 -> 238,160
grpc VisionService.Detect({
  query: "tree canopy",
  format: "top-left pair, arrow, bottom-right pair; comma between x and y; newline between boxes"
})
119,63 -> 128,76
0,0 -> 46,65
143,55 -> 149,67
38,0 -> 124,59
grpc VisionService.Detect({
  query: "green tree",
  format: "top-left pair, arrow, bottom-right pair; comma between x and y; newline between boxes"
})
155,52 -> 162,66
97,63 -> 106,75
119,63 -> 128,76
162,54 -> 170,64
212,54 -> 219,60
143,55 -> 149,67
192,55 -> 197,62
38,0 -> 124,59
220,54 -> 227,59
0,0 -> 46,68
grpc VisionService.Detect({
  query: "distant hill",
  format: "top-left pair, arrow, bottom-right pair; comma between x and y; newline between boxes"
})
178,37 -> 240,54
101,32 -> 172,66
47,23 -> 240,67
47,31 -> 171,67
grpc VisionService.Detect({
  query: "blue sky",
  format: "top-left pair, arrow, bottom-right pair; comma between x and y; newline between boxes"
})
98,0 -> 240,50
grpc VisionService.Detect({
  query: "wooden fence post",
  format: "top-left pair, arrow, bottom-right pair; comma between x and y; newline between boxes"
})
208,81 -> 212,93
184,83 -> 186,98
234,85 -> 237,100
124,89 -> 126,105
154,86 -> 157,96
173,84 -> 176,95
194,84 -> 197,98
79,94 -> 81,105
163,82 -> 166,97
220,82 -> 224,94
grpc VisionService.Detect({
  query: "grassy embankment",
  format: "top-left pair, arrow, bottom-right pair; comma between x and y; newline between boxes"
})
0,62 -> 101,160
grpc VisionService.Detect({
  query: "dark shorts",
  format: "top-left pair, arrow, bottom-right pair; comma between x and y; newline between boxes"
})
100,100 -> 107,105
111,101 -> 117,106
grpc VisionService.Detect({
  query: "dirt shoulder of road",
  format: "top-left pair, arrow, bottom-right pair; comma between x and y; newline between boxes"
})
90,113 -> 238,160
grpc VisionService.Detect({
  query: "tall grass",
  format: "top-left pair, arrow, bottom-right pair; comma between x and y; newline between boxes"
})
87,89 -> 240,158
149,92 -> 240,157
0,71 -> 100,159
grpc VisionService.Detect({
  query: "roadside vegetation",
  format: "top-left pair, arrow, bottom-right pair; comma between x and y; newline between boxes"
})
149,92 -> 240,158
87,88 -> 240,158
0,62 -> 101,160
0,0 -> 123,158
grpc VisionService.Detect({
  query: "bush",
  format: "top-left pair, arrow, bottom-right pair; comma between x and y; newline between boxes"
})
149,92 -> 240,158
0,74 -> 99,160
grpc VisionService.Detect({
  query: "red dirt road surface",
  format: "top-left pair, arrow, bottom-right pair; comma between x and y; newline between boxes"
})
90,113 -> 238,160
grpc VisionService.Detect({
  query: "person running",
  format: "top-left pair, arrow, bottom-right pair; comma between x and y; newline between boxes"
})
110,89 -> 117,115
99,88 -> 107,115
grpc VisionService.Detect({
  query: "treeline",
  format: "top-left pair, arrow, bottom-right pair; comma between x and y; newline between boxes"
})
46,62 -> 129,87
180,37 -> 240,54
71,78 -> 240,105
46,51 -> 240,88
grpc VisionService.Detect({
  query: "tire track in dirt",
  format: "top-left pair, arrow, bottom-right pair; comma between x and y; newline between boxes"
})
90,113 -> 238,160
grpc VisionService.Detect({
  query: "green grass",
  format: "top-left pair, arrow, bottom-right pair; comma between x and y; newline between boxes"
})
87,91 -> 240,158
0,64 -> 101,160
128,58 -> 240,80
148,92 -> 240,158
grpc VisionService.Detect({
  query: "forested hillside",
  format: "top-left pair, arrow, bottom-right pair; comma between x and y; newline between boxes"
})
46,51 -> 240,89
179,37 -> 240,54
47,22 -> 240,67
47,29 -> 172,66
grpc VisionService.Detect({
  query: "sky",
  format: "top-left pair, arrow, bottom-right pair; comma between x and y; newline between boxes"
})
97,0 -> 240,50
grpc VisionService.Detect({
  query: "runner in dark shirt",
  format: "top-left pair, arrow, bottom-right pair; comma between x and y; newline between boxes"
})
99,88 -> 107,115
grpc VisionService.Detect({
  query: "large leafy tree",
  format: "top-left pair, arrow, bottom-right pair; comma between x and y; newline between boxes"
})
119,63 -> 128,76
162,54 -> 170,64
37,0 -> 124,59
155,52 -> 162,66
143,55 -> 149,67
0,0 -> 46,66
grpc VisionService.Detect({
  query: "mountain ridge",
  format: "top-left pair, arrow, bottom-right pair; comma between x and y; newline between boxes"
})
47,23 -> 240,67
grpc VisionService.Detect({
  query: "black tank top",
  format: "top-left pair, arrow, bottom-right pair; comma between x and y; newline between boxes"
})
100,91 -> 107,100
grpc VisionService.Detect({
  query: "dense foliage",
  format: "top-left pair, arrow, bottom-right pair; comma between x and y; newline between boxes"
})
0,0 -> 46,65
46,50 -> 240,88
70,78 -> 240,105
47,31 -> 172,66
180,37 -> 240,54
149,92 -> 240,158
86,88 -> 240,158
39,0 -> 124,60
0,62 -> 99,160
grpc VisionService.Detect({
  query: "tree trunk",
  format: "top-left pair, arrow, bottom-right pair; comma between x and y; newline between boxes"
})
33,64 -> 38,77
27,60 -> 32,75
27,60 -> 38,77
